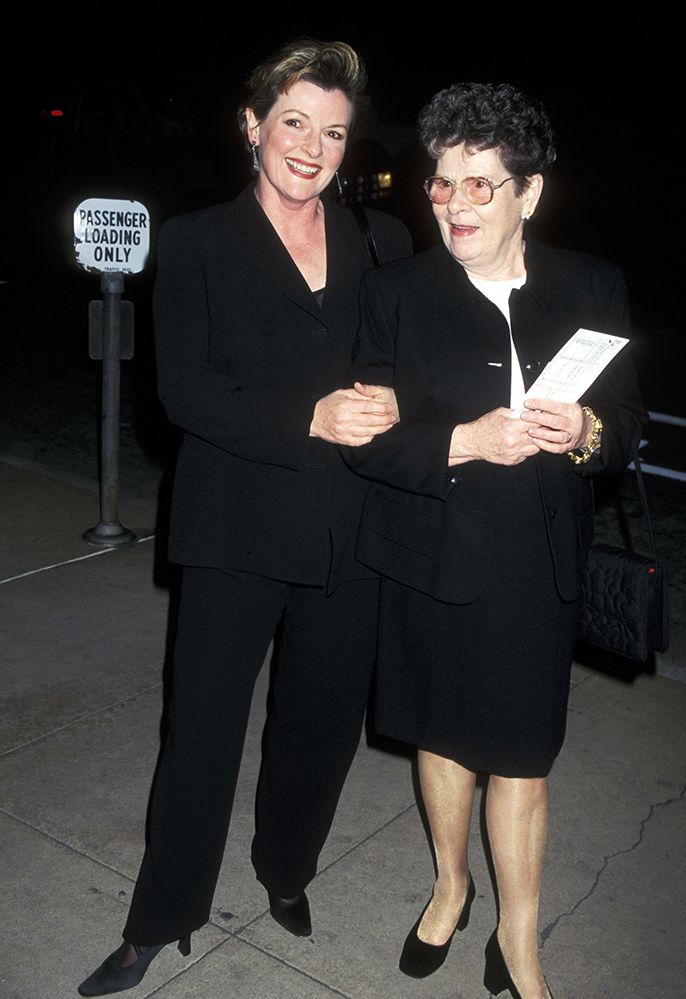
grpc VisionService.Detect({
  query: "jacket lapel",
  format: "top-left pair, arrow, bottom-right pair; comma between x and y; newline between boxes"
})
430,245 -> 510,354
510,239 -> 556,390
319,198 -> 364,324
428,240 -> 562,397
233,185 -> 323,321
430,245 -> 480,316
428,246 -> 512,414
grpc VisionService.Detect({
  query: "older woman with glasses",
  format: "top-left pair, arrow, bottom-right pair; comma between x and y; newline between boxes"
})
346,83 -> 643,998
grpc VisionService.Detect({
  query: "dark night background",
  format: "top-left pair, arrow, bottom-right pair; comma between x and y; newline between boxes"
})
1,23 -> 681,482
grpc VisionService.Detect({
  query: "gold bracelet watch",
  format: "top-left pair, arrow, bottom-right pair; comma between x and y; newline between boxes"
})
568,406 -> 603,464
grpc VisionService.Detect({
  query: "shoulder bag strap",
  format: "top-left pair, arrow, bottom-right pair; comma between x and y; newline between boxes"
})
630,439 -> 660,564
349,203 -> 380,268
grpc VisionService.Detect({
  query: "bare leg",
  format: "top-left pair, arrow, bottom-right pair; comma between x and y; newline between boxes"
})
486,775 -> 551,999
415,750 -> 476,944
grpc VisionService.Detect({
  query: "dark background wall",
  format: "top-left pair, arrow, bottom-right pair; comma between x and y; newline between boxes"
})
3,22 -> 680,414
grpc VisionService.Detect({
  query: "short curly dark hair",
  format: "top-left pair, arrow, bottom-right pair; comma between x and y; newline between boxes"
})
418,82 -> 556,194
237,38 -> 367,149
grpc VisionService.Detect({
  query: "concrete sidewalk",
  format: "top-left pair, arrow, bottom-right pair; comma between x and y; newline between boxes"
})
1,459 -> 685,999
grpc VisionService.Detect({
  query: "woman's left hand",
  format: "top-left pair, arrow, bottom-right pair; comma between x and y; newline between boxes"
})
520,398 -> 589,453
353,382 -> 400,423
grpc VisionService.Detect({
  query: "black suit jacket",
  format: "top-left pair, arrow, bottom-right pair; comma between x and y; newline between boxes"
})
345,240 -> 645,603
153,185 -> 411,587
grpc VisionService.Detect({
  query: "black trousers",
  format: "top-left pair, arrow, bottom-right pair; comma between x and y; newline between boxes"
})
123,566 -> 378,945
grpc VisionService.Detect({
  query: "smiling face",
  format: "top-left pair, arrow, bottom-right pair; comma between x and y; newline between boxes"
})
245,80 -> 352,211
432,143 -> 543,279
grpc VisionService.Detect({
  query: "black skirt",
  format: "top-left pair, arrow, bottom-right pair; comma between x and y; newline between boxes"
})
373,460 -> 579,778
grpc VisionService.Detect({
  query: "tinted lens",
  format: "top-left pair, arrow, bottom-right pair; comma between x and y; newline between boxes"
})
463,177 -> 494,204
425,177 -> 454,203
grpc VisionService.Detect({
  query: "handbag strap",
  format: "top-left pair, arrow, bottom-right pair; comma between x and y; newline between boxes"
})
630,438 -> 660,564
350,203 -> 380,267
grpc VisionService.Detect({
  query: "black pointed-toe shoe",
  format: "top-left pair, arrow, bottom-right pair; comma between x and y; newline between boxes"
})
483,930 -> 555,999
398,874 -> 476,978
77,935 -> 191,997
267,891 -> 312,937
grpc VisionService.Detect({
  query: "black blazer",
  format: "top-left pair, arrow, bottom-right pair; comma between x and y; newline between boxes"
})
345,240 -> 645,604
154,185 -> 411,587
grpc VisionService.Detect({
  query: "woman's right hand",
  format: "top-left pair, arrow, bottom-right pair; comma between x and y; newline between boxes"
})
448,408 -> 541,466
310,385 -> 398,446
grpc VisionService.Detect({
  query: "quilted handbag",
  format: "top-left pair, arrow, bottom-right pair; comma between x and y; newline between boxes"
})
577,444 -> 669,661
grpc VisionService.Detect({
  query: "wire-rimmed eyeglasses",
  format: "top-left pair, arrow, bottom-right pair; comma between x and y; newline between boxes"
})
423,175 -> 516,206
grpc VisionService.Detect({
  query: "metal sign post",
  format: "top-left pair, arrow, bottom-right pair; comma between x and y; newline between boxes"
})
73,197 -> 150,547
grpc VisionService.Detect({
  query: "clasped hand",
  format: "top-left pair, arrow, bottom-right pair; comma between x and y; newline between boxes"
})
520,398 -> 587,453
449,399 -> 586,466
310,382 -> 398,446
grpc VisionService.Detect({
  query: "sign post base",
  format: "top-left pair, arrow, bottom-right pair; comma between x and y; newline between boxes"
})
83,521 -> 137,547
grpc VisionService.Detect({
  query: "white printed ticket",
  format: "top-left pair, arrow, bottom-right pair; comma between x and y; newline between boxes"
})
524,328 -> 629,404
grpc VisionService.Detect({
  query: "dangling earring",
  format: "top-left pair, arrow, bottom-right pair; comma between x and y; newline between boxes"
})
251,141 -> 259,174
335,171 -> 343,196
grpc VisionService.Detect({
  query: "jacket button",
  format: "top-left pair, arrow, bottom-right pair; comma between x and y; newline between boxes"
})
549,507 -> 558,520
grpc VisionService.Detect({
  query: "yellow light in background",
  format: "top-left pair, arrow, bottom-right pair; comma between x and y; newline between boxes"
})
378,172 -> 392,189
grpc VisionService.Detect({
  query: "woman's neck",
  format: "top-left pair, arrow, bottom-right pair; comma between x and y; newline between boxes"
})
253,182 -> 327,292
462,239 -> 527,282
254,183 -> 323,239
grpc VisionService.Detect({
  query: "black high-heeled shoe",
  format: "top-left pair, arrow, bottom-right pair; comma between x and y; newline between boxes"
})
77,934 -> 191,997
267,891 -> 312,937
483,930 -> 555,999
398,874 -> 476,978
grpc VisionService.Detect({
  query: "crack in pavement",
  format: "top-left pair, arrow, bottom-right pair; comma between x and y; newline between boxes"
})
569,669 -> 594,690
541,783 -> 686,945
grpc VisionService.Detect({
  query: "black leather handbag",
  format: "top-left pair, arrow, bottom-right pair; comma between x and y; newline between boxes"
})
577,446 -> 670,661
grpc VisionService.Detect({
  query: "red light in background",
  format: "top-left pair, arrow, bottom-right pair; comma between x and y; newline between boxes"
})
50,109 -> 64,117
